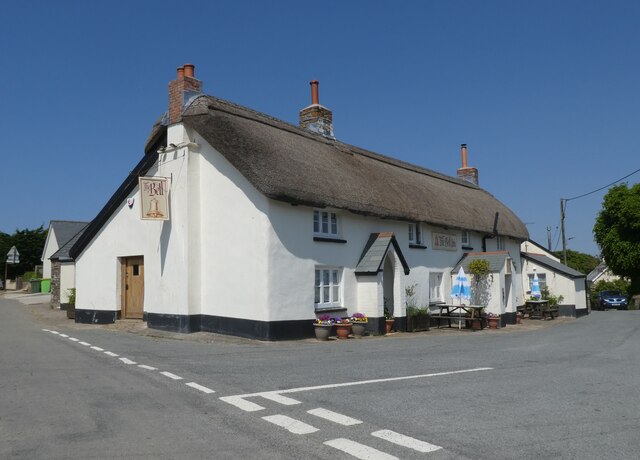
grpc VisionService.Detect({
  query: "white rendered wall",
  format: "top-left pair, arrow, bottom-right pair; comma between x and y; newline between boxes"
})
59,262 -> 75,304
75,125 -> 194,314
41,228 -> 59,279
194,131 -> 271,321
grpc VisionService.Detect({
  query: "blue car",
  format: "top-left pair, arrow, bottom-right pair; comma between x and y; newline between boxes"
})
598,290 -> 628,310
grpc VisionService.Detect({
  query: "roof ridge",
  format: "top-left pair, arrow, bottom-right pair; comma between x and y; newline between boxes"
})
191,95 -> 482,191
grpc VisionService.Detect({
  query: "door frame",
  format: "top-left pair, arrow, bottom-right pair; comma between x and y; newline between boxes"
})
120,256 -> 144,319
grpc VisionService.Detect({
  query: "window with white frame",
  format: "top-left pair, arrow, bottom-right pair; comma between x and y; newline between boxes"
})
461,231 -> 471,247
496,236 -> 505,250
313,210 -> 339,237
408,222 -> 423,245
315,267 -> 342,308
527,273 -> 547,292
429,271 -> 443,301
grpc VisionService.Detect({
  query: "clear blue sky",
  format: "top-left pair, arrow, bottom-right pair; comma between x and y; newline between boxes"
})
2,0 -> 639,256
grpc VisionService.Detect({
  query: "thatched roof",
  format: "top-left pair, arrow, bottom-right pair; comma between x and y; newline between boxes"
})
179,95 -> 528,240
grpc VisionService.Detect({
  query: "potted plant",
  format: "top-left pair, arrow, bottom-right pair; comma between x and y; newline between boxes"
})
313,315 -> 334,341
350,312 -> 368,338
384,307 -> 395,334
516,311 -> 523,324
486,312 -> 500,329
334,318 -> 352,340
406,306 -> 430,332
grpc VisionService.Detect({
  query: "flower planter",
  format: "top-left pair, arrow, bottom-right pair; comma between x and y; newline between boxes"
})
335,323 -> 352,340
384,319 -> 395,334
516,313 -> 523,324
313,324 -> 332,341
407,315 -> 430,332
488,318 -> 500,329
351,322 -> 367,338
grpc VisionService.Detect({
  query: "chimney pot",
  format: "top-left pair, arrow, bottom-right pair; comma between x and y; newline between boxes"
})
184,63 -> 195,78
177,66 -> 185,79
461,144 -> 468,168
310,80 -> 319,105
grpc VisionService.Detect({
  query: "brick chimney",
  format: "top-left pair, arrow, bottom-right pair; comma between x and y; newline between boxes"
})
168,63 -> 202,125
299,80 -> 334,138
457,144 -> 479,186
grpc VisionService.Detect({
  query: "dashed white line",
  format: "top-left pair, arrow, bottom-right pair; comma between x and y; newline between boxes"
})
68,338 -> 79,342
78,341 -> 91,346
324,438 -> 397,459
219,396 -> 265,412
186,382 -> 215,394
262,415 -> 318,435
90,346 -> 104,351
59,334 -> 68,338
307,408 -> 362,426
371,429 -> 442,453
160,371 -> 183,380
104,351 -> 119,357
259,392 -> 300,406
119,358 -> 137,365
42,329 -> 51,332
138,364 -> 157,371
50,331 -> 60,335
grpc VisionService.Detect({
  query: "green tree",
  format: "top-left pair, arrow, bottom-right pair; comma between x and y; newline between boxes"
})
551,249 -> 599,274
593,183 -> 640,295
2,226 -> 48,279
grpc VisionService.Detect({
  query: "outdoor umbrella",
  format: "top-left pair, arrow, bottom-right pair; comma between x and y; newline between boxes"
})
531,272 -> 542,299
451,266 -> 472,329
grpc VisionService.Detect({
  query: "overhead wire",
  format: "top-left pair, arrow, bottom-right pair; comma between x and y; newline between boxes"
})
564,167 -> 640,202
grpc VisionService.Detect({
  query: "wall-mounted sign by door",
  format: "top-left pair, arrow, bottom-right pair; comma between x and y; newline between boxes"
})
139,177 -> 170,221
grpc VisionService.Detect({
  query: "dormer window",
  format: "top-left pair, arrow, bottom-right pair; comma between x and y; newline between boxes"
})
461,231 -> 470,247
408,223 -> 425,248
313,210 -> 339,237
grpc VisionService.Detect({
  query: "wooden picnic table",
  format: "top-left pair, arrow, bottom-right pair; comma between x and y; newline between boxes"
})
430,304 -> 485,330
518,300 -> 558,320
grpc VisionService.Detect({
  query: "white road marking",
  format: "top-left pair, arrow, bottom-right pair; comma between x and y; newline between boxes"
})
307,408 -> 362,426
138,364 -> 157,370
42,329 -> 50,332
259,392 -> 301,406
371,429 -> 442,453
324,438 -> 397,460
225,367 -> 493,403
68,338 -> 79,342
90,346 -> 104,351
50,331 -> 60,335
104,351 -> 119,357
119,358 -> 137,365
59,334 -> 68,338
219,396 -> 265,412
186,382 -> 215,394
262,415 -> 318,435
78,342 -> 91,346
160,371 -> 183,380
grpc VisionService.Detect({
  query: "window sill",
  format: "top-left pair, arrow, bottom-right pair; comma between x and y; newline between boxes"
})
409,244 -> 427,249
314,236 -> 347,244
314,306 -> 348,314
462,246 -> 474,250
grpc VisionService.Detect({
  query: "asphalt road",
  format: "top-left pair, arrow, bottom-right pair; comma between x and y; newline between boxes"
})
1,296 -> 639,459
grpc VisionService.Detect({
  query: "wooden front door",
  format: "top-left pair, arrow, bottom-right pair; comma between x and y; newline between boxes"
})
122,256 -> 144,319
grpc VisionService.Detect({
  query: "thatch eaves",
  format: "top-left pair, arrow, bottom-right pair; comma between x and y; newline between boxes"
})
181,95 -> 528,240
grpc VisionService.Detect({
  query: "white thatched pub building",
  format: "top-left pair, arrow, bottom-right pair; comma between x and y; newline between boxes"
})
70,64 -> 530,339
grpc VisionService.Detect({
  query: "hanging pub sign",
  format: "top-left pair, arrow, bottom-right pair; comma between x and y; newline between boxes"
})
139,177 -> 170,221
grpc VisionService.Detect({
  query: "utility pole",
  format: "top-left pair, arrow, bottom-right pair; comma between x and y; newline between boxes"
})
560,199 -> 567,265
546,226 -> 552,251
